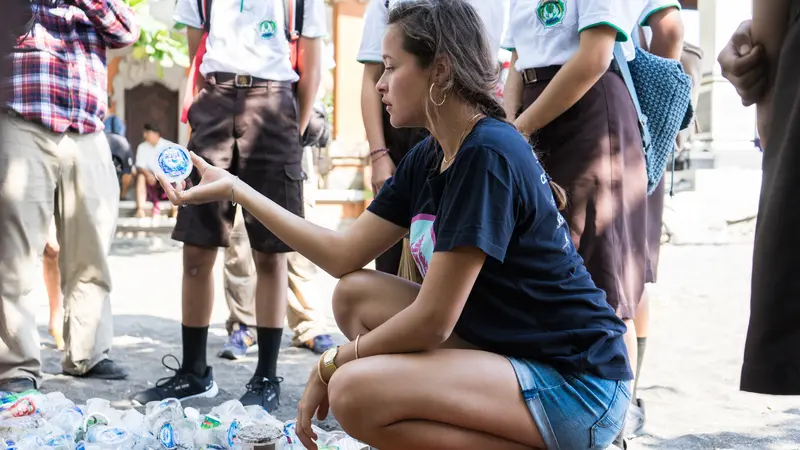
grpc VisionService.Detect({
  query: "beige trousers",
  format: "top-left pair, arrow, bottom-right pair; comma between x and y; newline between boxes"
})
0,116 -> 118,385
223,148 -> 325,346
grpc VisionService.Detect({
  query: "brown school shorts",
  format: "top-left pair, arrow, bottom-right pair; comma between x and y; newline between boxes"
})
172,73 -> 305,254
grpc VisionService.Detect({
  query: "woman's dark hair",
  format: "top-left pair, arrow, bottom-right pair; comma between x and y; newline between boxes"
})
387,0 -> 567,211
387,0 -> 504,121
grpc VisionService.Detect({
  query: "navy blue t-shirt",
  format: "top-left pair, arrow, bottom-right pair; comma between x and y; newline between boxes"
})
367,118 -> 632,380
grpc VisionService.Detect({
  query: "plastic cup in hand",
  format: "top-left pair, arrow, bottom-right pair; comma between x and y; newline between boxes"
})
156,145 -> 192,183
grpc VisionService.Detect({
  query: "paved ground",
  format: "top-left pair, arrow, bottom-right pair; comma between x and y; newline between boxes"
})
30,237 -> 800,448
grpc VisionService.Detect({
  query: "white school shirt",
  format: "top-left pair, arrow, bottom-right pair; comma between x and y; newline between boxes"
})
174,0 -> 327,83
135,138 -> 173,174
356,0 -> 507,63
502,0 -> 644,71
638,0 -> 680,27
639,2 -> 699,48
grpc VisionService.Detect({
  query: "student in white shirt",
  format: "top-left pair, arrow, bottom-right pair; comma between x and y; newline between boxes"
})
503,0 -> 648,391
132,0 -> 326,412
133,123 -> 176,218
357,0 -> 507,275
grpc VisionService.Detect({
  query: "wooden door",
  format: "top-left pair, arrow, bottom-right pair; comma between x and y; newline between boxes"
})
125,83 -> 179,158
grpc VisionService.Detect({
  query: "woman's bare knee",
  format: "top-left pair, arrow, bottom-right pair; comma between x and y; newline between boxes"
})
332,270 -> 374,338
329,360 -> 383,437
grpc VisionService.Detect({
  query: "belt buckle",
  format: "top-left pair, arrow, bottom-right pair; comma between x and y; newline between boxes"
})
235,75 -> 253,88
523,69 -> 537,85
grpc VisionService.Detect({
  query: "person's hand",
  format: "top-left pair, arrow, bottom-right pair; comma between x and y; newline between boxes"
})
156,152 -> 237,206
718,20 -> 769,107
295,366 -> 330,450
370,155 -> 395,194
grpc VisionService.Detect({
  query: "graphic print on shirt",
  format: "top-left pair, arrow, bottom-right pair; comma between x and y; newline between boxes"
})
537,0 -> 567,28
409,214 -> 437,278
539,167 -> 572,251
258,19 -> 278,39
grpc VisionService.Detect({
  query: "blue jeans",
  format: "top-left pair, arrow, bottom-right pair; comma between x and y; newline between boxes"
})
507,357 -> 630,449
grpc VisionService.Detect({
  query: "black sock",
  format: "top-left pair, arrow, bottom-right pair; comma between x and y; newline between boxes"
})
633,337 -> 647,399
181,325 -> 209,377
254,327 -> 283,380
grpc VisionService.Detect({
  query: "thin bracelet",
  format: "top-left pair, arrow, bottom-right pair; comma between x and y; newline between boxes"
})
317,357 -> 328,386
370,151 -> 389,164
369,148 -> 389,163
231,176 -> 240,206
354,334 -> 362,360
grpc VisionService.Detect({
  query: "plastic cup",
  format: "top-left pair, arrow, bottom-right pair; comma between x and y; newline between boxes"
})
156,145 -> 192,183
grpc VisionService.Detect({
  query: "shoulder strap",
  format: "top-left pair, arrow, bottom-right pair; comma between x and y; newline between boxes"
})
296,0 -> 304,37
613,43 -> 651,150
197,0 -> 212,32
284,0 -> 303,41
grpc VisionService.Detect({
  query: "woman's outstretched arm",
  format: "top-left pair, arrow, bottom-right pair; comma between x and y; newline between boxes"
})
236,181 -> 405,278
160,153 -> 407,278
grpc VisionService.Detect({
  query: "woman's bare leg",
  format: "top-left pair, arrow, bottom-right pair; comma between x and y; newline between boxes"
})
328,271 -> 544,449
328,350 -> 544,450
332,270 -> 476,349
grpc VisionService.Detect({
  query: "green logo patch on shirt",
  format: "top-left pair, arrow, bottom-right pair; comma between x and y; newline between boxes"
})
258,19 -> 277,40
537,0 -> 567,28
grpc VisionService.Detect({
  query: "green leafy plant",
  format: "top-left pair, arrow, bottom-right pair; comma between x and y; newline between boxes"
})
125,0 -> 190,77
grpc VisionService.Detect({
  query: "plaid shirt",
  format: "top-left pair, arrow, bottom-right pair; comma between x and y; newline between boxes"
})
6,0 -> 139,134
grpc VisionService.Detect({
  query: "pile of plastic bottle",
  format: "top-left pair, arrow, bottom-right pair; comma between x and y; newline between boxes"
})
0,390 -> 367,449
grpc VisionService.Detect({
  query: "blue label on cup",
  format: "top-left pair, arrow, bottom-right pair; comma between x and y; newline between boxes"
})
228,419 -> 241,446
98,428 -> 127,443
159,423 -> 176,449
157,146 -> 191,181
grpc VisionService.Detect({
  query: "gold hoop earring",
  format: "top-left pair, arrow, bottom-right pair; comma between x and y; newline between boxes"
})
429,83 -> 447,107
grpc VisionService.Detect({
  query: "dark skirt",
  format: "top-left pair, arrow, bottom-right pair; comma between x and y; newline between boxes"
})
522,70 -> 648,319
374,104 -> 428,275
741,3 -> 800,395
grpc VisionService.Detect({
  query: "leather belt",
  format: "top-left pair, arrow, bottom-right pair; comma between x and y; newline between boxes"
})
521,60 -> 621,85
207,72 -> 292,89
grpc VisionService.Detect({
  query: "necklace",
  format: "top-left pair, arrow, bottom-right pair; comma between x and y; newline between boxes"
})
442,113 -> 484,166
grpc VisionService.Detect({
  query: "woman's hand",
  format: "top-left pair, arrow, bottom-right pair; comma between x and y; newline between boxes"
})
295,366 -> 331,450
156,152 -> 237,206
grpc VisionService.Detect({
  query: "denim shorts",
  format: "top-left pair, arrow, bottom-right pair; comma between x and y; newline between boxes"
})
507,357 -> 631,450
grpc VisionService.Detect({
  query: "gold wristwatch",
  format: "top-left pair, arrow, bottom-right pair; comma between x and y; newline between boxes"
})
319,346 -> 339,383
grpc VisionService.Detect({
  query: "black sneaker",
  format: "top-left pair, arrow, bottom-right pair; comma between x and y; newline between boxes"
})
132,355 -> 218,406
70,359 -> 128,380
240,376 -> 282,412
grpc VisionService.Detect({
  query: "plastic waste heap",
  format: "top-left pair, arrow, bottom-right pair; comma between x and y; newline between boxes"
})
0,390 -> 368,449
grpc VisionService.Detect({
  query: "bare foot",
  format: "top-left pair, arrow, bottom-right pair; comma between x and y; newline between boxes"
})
134,208 -> 146,218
